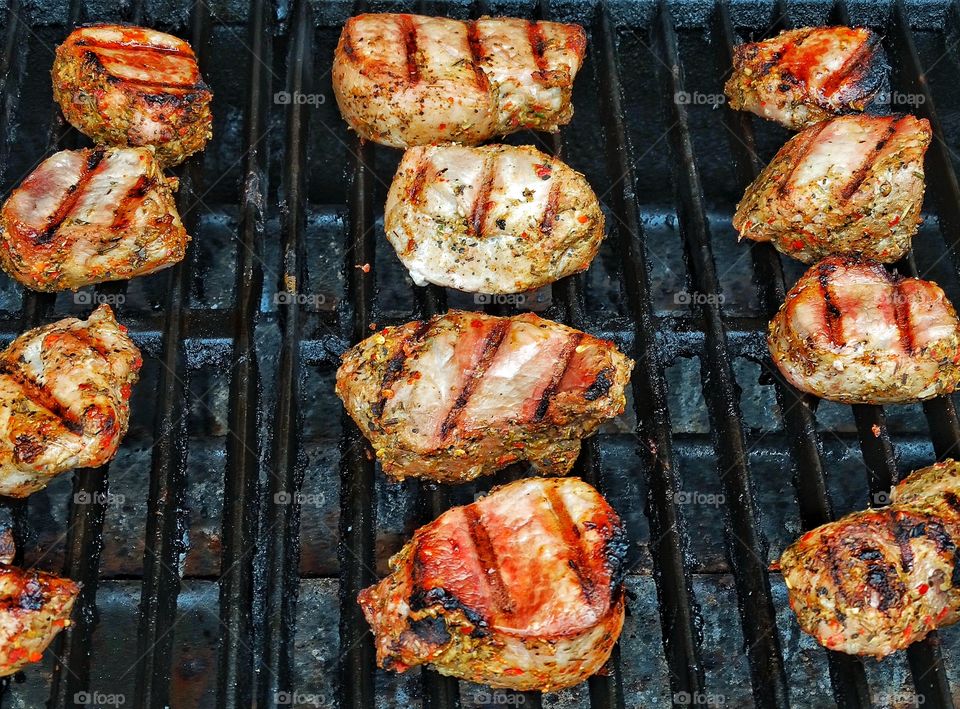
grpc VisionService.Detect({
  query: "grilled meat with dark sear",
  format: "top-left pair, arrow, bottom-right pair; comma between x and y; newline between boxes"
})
359,476 -> 626,690
0,305 -> 141,497
0,565 -> 78,676
335,310 -> 633,483
52,24 -> 212,166
768,257 -> 960,404
332,13 -> 586,148
781,459 -> 960,657
0,146 -> 188,291
734,114 -> 930,264
725,26 -> 887,130
385,144 -> 604,294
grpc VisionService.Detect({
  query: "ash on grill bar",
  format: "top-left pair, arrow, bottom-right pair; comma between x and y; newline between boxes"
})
3,1 -> 960,708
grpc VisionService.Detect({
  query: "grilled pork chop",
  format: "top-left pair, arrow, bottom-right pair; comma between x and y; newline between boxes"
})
385,144 -> 604,294
781,459 -> 960,657
768,257 -> 960,404
336,311 -> 632,483
725,26 -> 887,130
734,115 -> 930,264
0,146 -> 188,291
332,13 -> 586,148
359,476 -> 626,690
0,305 -> 141,497
0,565 -> 78,676
52,24 -> 212,166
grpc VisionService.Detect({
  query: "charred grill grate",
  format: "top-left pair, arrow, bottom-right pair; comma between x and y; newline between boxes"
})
0,0 -> 958,707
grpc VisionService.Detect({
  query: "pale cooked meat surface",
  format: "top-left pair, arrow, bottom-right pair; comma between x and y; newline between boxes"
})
781,459 -> 960,657
332,13 -> 586,148
0,565 -> 78,676
735,115 -> 930,263
335,310 -> 633,483
0,305 -> 141,497
725,26 -> 887,130
0,146 -> 188,291
52,24 -> 212,166
768,257 -> 960,404
385,144 -> 604,294
358,476 -> 626,691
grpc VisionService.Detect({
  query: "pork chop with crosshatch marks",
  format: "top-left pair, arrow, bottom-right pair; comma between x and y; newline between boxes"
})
335,310 -> 633,483
0,145 -> 188,292
734,114 -> 930,264
725,26 -> 888,130
332,13 -> 586,148
0,565 -> 78,676
385,144 -> 604,294
358,476 -> 627,691
768,257 -> 960,404
0,305 -> 141,497
781,459 -> 960,657
52,24 -> 212,166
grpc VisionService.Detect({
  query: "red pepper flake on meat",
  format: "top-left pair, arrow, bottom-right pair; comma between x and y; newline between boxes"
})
534,163 -> 552,180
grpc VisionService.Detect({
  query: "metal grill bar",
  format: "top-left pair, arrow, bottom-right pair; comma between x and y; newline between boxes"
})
217,0 -> 270,705
653,3 -> 790,705
260,2 -> 310,706
133,4 -> 207,705
714,5 -> 873,706
594,3 -> 705,704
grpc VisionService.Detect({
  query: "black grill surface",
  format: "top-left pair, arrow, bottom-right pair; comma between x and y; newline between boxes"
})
1,0 -> 960,707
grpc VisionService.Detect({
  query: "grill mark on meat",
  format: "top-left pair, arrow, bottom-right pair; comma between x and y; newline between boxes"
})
75,39 -> 192,58
439,321 -> 509,439
817,264 -> 845,347
399,15 -> 421,84
463,504 -> 515,615
891,280 -> 914,354
469,156 -> 496,238
466,22 -> 490,92
824,534 -> 855,607
892,518 -> 916,572
528,21 -> 548,75
532,333 -> 582,421
62,328 -> 113,363
36,147 -> 107,245
373,320 -> 432,419
945,492 -> 960,517
406,159 -> 431,207
819,32 -> 880,99
408,583 -> 489,637
13,434 -> 44,464
840,118 -> 902,201
105,74 -> 200,91
919,519 -> 956,554
584,367 -> 615,401
776,121 -> 829,197
109,174 -> 152,230
539,176 -> 561,239
0,365 -> 83,434
544,484 -> 598,608
864,562 -> 901,612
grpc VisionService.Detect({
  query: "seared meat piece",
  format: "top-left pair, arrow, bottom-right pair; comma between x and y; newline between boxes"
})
336,310 -> 632,483
359,476 -> 626,690
735,114 -> 930,264
52,24 -> 212,166
0,305 -> 141,497
0,146 -> 188,291
0,565 -> 78,676
781,459 -> 960,657
385,144 -> 604,294
333,13 -> 586,148
768,257 -> 960,404
725,26 -> 887,130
